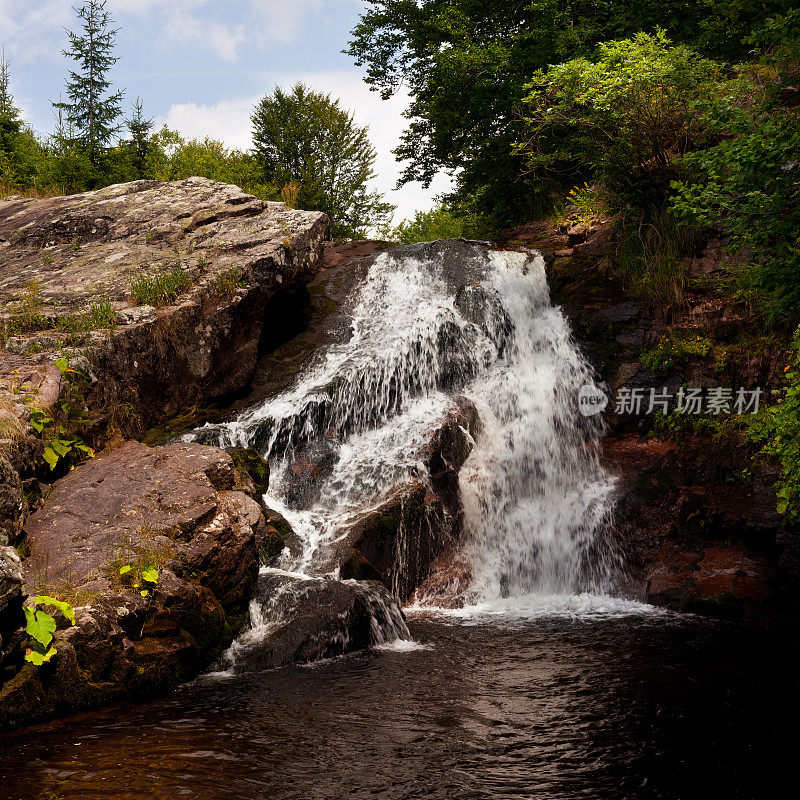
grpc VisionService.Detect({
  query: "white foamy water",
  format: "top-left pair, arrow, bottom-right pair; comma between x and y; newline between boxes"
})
188,241 -> 652,632
408,593 -> 664,624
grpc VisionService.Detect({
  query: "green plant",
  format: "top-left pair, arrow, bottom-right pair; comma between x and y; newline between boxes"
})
4,280 -> 48,334
749,331 -> 800,520
24,595 -> 76,666
129,264 -> 191,307
652,407 -> 729,441
28,356 -> 94,471
563,183 -> 608,227
640,333 -> 713,371
118,563 -> 159,598
519,31 -> 721,213
210,267 -> 243,298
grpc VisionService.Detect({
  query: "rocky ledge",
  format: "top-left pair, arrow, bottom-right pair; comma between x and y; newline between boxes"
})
0,441 -> 270,730
0,177 -> 328,429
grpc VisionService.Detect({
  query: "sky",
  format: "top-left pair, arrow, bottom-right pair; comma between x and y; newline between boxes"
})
0,0 -> 452,222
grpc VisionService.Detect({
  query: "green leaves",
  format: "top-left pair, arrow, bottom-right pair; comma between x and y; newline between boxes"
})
141,567 -> 159,584
23,596 -> 76,667
24,606 -> 56,648
119,565 -> 132,576
25,647 -> 57,666
749,329 -> 800,522
34,595 -> 77,626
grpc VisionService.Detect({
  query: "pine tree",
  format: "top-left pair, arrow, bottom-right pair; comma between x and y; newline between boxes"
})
0,48 -> 22,157
57,0 -> 124,167
125,97 -> 153,179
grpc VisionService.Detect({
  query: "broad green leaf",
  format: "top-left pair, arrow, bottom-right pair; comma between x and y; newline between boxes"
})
34,596 -> 76,625
24,607 -> 56,648
54,356 -> 69,373
42,447 -> 60,470
142,568 -> 159,584
49,439 -> 71,458
25,647 -> 57,666
119,565 -> 132,576
140,590 -> 150,598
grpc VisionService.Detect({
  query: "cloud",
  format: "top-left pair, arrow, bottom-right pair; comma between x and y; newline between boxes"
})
107,0 -> 327,59
158,70 -> 453,223
0,0 -> 71,64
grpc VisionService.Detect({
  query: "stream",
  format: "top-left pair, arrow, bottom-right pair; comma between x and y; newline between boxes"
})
1,241 -> 796,798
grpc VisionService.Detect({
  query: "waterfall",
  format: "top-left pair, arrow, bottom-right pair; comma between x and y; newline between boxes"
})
190,240 -> 623,641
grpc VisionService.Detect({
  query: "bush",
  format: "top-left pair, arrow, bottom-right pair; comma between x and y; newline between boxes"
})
749,331 -> 800,522
640,332 -> 713,371
670,62 -> 800,323
519,31 -> 721,212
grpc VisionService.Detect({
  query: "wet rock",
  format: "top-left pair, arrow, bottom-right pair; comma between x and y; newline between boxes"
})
282,437 -> 339,509
225,447 -> 270,497
0,455 -> 24,546
0,440 -> 266,731
235,572 -> 408,671
0,546 -> 24,625
334,397 -> 481,601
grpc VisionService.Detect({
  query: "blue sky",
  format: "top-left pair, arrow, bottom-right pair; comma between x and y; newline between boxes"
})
0,0 -> 451,221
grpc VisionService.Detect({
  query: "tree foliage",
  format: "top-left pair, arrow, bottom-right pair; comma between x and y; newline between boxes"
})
519,31 -> 721,211
57,0 -> 124,170
252,83 -> 394,238
347,0 -> 792,226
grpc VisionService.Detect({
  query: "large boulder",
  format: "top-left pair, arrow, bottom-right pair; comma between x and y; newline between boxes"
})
228,572 -> 409,673
0,178 -> 329,429
338,397 -> 482,601
0,440 -> 268,730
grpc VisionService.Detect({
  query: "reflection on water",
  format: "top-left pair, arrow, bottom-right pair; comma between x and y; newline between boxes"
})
0,614 -> 797,800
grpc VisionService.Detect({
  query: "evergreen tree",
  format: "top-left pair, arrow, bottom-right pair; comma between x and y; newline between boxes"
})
0,48 -> 22,158
57,0 -> 124,168
125,97 -> 153,179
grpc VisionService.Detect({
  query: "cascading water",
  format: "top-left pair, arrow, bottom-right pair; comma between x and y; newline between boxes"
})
189,239 -> 632,661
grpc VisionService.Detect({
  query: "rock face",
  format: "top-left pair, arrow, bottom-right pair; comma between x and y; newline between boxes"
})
0,178 -> 329,427
337,397 -> 482,600
0,441 -> 267,730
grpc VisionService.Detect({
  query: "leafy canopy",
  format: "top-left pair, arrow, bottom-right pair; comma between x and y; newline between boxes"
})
518,31 -> 721,211
346,0 -> 788,226
251,83 -> 394,239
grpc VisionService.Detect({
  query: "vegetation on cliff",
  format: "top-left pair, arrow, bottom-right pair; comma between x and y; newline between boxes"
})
0,2 -> 391,239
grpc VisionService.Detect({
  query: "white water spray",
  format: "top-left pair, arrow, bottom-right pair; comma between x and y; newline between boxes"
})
192,240 -> 635,623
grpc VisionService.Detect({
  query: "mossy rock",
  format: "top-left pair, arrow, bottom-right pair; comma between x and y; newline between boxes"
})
226,447 -> 270,494
259,528 -> 286,567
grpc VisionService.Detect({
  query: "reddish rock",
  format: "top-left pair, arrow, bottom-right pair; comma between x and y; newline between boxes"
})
0,440 -> 267,731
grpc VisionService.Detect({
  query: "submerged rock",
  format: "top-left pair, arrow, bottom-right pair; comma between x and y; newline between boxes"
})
229,571 -> 409,672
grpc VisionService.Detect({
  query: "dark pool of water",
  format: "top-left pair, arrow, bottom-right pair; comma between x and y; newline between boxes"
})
0,613 -> 797,800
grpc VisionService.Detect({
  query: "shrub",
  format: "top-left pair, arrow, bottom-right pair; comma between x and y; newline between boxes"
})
749,331 -> 800,521
670,65 -> 800,323
640,333 -> 713,371
130,265 -> 191,307
519,31 -> 721,212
